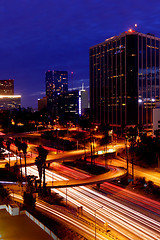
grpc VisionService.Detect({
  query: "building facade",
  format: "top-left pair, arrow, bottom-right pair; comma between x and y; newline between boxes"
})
90,30 -> 160,129
0,95 -> 21,110
0,79 -> 21,110
46,70 -> 68,97
58,90 -> 79,119
0,80 -> 14,95
38,96 -> 48,111
45,70 -> 68,115
79,88 -> 89,116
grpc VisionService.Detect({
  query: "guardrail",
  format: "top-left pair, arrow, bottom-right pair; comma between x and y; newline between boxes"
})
25,211 -> 60,240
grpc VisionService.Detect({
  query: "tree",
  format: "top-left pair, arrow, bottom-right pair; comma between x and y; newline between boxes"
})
99,123 -> 111,168
15,138 -> 22,177
35,145 -> 48,194
35,156 -> 43,193
6,139 -> 11,170
21,141 -> 28,177
0,138 -> 4,150
0,184 -> 10,204
23,192 -> 36,211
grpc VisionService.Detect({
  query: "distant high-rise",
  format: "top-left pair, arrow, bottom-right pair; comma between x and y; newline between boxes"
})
0,79 -> 21,110
79,84 -> 89,115
0,80 -> 14,95
90,29 -> 160,129
46,70 -> 68,97
58,90 -> 79,120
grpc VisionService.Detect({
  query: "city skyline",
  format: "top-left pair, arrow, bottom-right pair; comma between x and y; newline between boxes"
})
0,0 -> 160,108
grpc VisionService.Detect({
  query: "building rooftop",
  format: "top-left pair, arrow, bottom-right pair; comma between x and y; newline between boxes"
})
0,209 -> 53,240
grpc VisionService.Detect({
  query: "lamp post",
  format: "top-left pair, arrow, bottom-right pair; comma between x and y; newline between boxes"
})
95,206 -> 103,240
65,180 -> 69,206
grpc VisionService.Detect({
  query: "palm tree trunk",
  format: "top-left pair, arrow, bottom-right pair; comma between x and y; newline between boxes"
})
43,164 -> 46,191
24,153 -> 27,176
20,153 -> 22,178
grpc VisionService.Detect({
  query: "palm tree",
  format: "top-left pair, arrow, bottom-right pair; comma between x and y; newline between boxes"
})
35,145 -> 48,193
0,137 -> 4,150
35,156 -> 43,193
21,141 -> 28,176
6,139 -> 11,170
15,138 -> 22,178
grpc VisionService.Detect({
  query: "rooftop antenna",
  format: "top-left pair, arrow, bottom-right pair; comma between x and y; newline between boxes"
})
71,72 -> 73,90
82,82 -> 84,91
134,23 -> 138,31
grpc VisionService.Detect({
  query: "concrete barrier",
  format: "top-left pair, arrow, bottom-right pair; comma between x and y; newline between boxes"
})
25,211 -> 60,240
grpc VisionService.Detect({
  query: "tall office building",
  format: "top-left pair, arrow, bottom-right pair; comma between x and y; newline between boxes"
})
46,70 -> 68,97
90,29 -> 160,130
79,84 -> 89,115
0,80 -> 14,95
58,90 -> 79,119
45,70 -> 68,115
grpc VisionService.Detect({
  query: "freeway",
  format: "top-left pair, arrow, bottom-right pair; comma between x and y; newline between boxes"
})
104,156 -> 160,186
24,166 -> 160,240
11,193 -> 111,240
50,163 -> 160,217
45,166 -> 127,188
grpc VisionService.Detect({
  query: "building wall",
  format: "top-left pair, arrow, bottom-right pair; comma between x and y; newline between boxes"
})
153,108 -> 160,134
38,97 -> 47,111
58,90 -> 79,118
90,31 -> 160,129
46,70 -> 68,97
79,89 -> 88,115
0,96 -> 21,110
0,80 -> 14,95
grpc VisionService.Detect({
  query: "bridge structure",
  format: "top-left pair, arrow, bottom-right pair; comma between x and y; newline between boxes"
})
45,167 -> 127,189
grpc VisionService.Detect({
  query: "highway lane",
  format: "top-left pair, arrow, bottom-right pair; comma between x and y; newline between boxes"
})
24,166 -> 160,240
50,163 -> 160,217
103,157 -> 160,186
11,193 -> 110,240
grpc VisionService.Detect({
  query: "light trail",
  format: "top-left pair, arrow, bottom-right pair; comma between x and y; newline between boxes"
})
10,193 -> 109,240
24,166 -> 160,240
51,162 -> 160,215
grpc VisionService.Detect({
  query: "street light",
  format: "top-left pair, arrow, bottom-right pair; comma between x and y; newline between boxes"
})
65,180 -> 70,206
95,206 -> 103,240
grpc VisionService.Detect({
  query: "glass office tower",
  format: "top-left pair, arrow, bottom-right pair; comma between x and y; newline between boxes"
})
90,30 -> 160,129
45,70 -> 68,115
46,70 -> 68,97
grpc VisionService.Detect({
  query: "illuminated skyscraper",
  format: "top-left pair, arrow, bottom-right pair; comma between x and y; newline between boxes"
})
45,70 -> 68,115
45,70 -> 68,97
90,30 -> 160,130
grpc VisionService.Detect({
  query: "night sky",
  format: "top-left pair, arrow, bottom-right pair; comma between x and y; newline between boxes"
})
0,0 -> 160,108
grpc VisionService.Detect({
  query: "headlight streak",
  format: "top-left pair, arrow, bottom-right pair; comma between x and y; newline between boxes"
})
25,166 -> 160,240
80,186 -> 160,229
51,162 -> 160,214
36,202 -> 108,240
101,182 -> 160,214
53,187 -> 159,240
10,192 -> 107,240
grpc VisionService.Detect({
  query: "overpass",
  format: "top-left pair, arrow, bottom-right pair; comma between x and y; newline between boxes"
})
45,166 -> 127,188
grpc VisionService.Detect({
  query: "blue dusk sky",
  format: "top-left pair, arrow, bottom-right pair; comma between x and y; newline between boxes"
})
0,0 -> 160,108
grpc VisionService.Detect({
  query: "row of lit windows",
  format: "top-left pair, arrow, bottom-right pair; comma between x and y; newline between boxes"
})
147,45 -> 159,50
